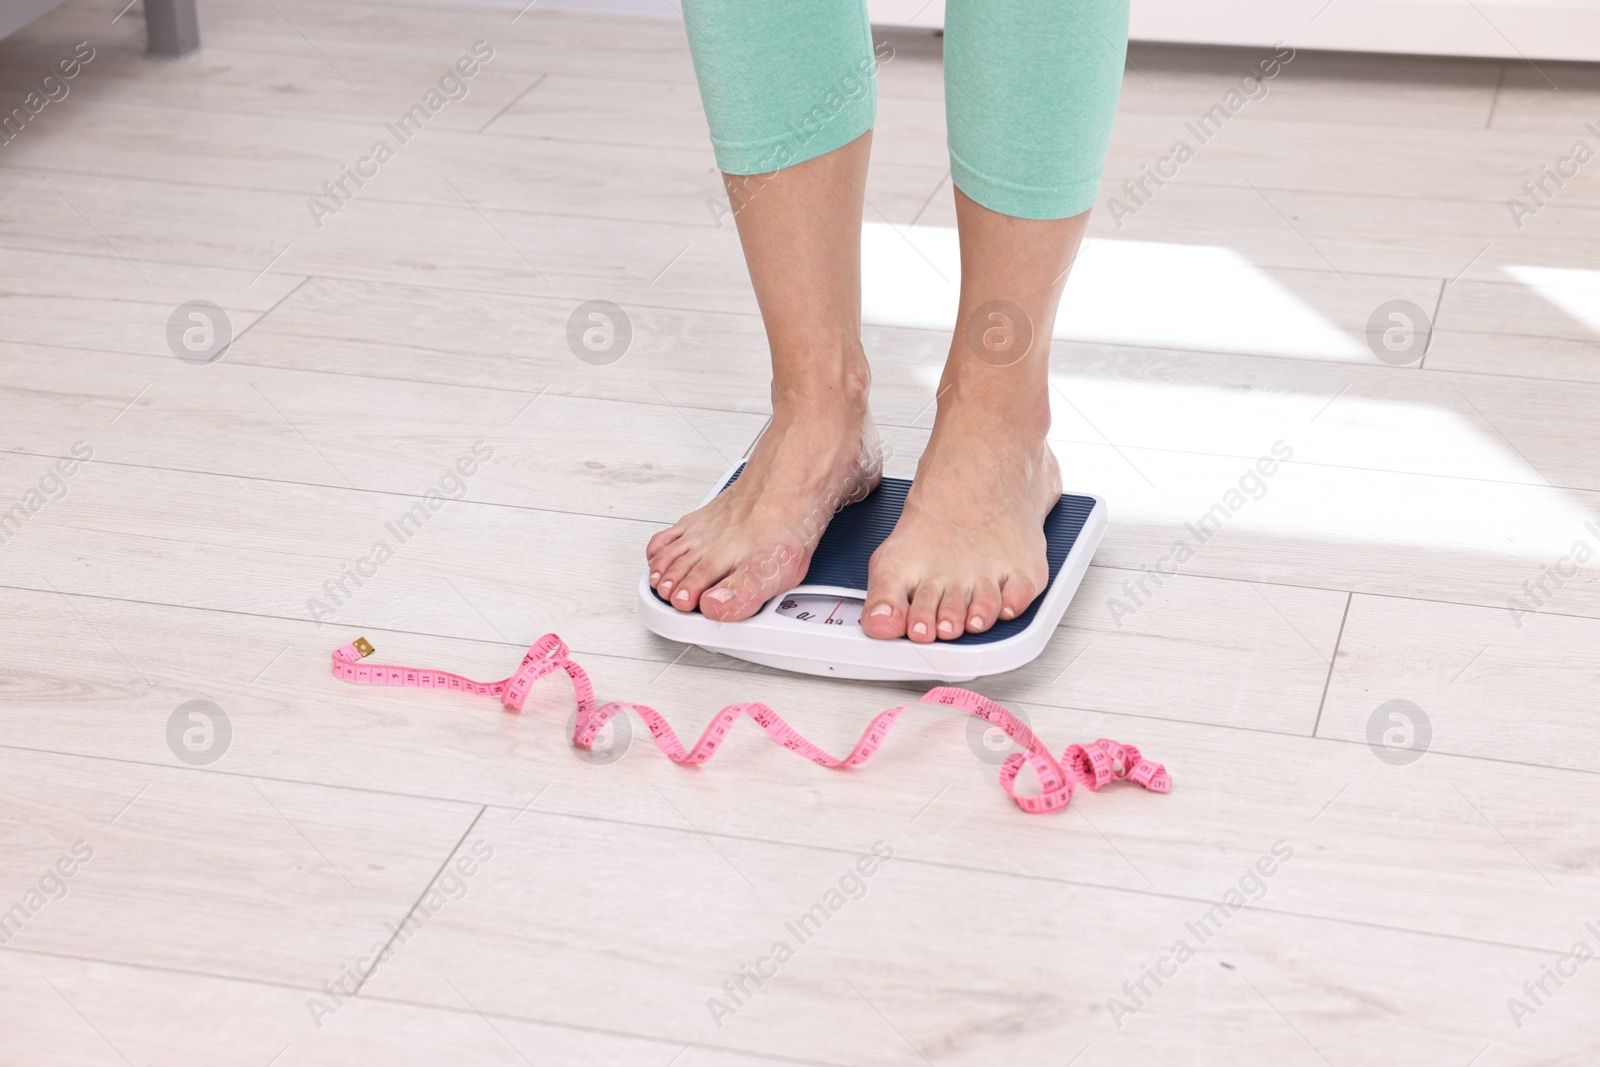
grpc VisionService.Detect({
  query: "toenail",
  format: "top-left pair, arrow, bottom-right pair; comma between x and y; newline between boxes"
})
650,571 -> 660,583
938,620 -> 954,634
970,615 -> 983,628
674,589 -> 691,602
1001,607 -> 1015,619
912,622 -> 928,636
660,580 -> 674,594
868,604 -> 892,617
706,588 -> 734,603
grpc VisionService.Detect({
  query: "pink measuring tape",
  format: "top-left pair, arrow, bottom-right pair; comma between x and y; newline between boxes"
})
330,634 -> 1171,814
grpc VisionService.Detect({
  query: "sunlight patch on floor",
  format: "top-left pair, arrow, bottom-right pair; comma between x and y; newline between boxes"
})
861,223 -> 1370,361
1504,265 -> 1600,334
917,366 -> 1596,560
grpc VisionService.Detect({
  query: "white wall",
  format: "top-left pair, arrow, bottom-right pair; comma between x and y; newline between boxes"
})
867,0 -> 1600,62
1,0 -> 72,40
484,0 -> 1600,62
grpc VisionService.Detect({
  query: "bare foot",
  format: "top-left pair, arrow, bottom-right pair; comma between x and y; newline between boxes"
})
646,376 -> 881,622
861,392 -> 1060,643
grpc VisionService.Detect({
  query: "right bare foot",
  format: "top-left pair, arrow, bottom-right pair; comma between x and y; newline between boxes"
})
645,370 -> 881,622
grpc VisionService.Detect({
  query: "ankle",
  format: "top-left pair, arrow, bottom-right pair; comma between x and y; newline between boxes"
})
936,365 -> 1051,439
770,343 -> 872,411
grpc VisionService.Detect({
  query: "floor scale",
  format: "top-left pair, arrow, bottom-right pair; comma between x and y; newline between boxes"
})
639,463 -> 1107,683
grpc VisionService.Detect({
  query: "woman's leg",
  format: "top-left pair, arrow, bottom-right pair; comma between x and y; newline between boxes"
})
647,1 -> 884,621
861,0 -> 1129,642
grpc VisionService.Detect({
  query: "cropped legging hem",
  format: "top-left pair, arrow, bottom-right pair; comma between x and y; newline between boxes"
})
710,97 -> 877,178
948,147 -> 1102,221
680,0 -> 1127,222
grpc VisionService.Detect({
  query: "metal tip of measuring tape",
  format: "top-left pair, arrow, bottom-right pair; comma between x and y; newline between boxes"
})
353,637 -> 374,657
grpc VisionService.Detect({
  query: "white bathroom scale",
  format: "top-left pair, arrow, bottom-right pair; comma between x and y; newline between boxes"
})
638,463 -> 1106,683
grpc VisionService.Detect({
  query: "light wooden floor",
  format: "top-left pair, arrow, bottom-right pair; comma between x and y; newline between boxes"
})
2,2 -> 1598,1064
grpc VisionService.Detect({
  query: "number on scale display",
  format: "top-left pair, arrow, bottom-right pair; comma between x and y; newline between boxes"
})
775,594 -> 865,627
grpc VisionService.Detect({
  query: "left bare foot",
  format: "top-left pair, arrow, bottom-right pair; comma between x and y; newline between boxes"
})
861,383 -> 1060,643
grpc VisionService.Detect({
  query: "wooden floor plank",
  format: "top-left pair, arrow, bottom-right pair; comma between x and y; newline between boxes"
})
358,806 -> 1597,1065
0,951 -> 802,1066
1320,593 -> 1600,771
0,747 -> 481,987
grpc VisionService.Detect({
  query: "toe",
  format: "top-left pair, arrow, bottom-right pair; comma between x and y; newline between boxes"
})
861,597 -> 907,639
648,534 -> 694,589
967,579 -> 1002,633
862,560 -> 911,640
905,583 -> 941,644
701,561 -> 787,622
656,546 -> 701,600
698,584 -> 757,622
998,573 -> 1039,622
671,556 -> 731,612
935,587 -> 969,641
646,523 -> 684,561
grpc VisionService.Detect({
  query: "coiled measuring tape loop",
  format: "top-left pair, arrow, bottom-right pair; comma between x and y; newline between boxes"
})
331,635 -> 1172,814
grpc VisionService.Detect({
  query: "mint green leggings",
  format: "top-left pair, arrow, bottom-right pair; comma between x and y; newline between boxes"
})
679,0 -> 1128,220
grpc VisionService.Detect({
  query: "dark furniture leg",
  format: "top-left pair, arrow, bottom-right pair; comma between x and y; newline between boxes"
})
145,0 -> 198,56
